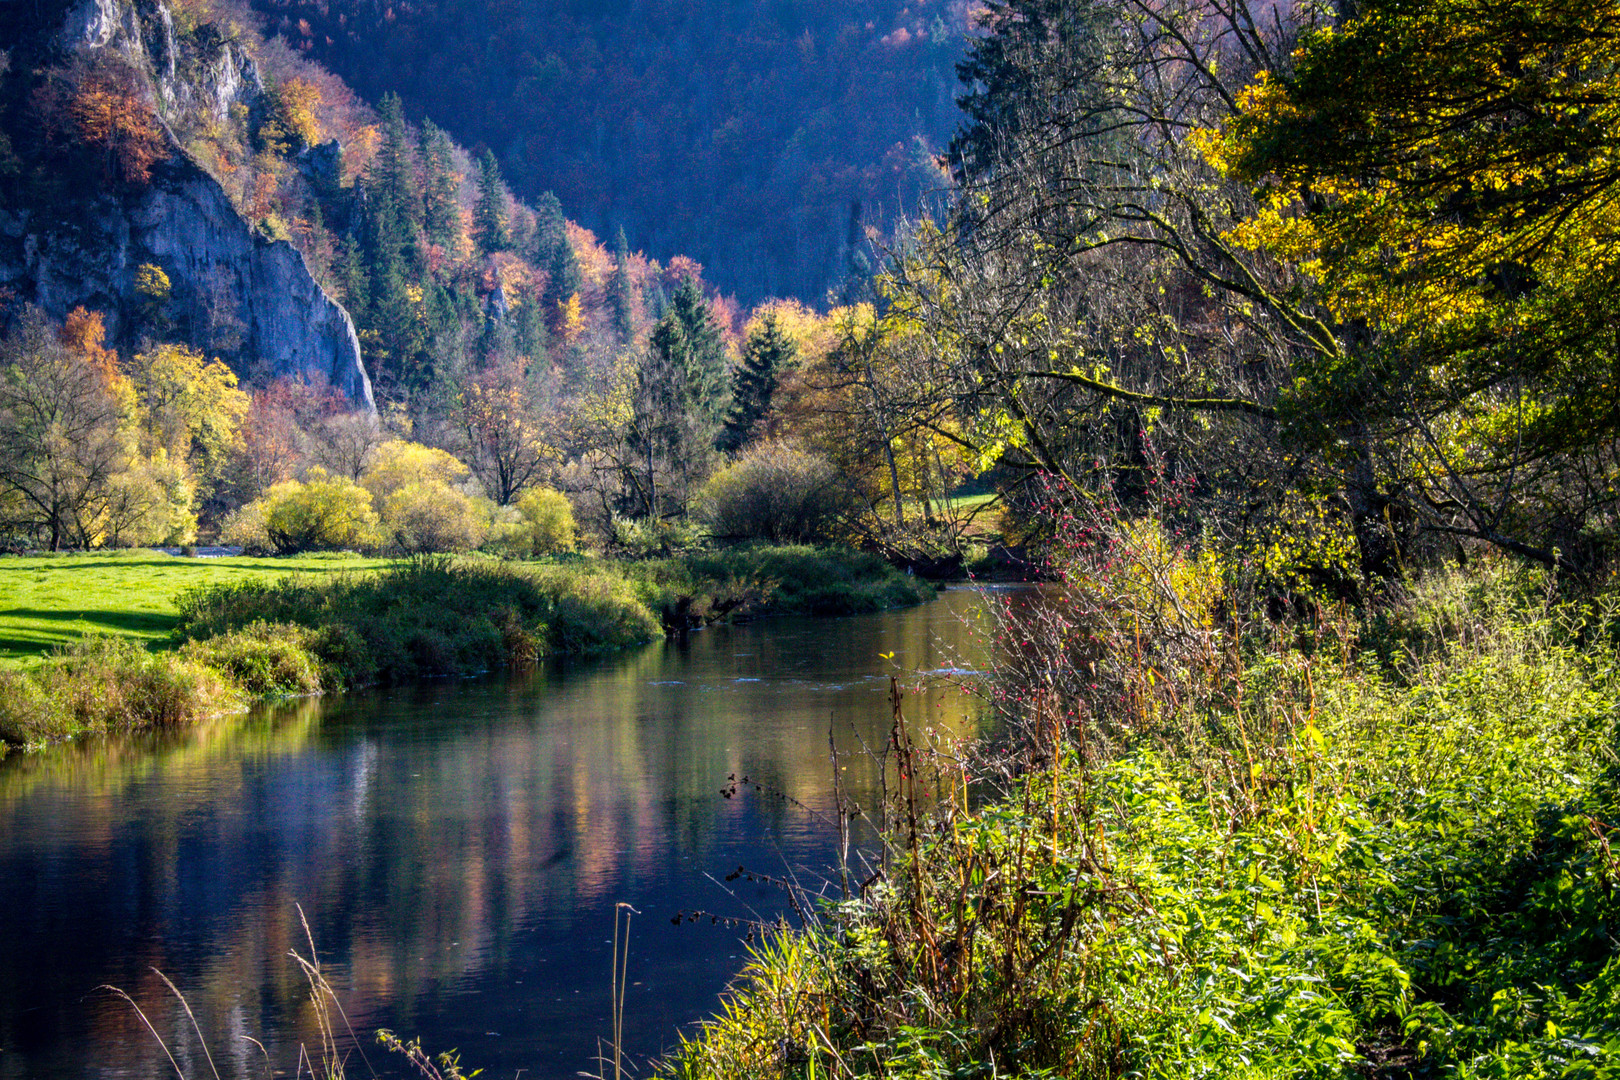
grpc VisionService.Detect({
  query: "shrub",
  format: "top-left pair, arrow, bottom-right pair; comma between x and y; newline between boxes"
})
380,480 -> 489,553
255,469 -> 385,557
513,486 -> 577,555
219,497 -> 274,555
180,621 -> 323,697
700,443 -> 851,544
175,558 -> 663,684
0,635 -> 237,745
361,440 -> 473,504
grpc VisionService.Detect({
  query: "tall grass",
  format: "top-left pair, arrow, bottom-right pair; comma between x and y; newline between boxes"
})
0,635 -> 237,746
174,556 -> 662,686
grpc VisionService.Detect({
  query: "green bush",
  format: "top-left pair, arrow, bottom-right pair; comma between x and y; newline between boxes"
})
514,486 -> 577,555
699,443 -> 851,544
227,469 -> 383,554
180,621 -> 324,697
665,566 -> 1620,1080
175,557 -> 663,684
380,481 -> 489,553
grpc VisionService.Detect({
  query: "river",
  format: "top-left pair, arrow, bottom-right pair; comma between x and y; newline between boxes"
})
0,587 -> 999,1079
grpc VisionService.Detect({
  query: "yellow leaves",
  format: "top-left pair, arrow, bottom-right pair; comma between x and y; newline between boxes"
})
129,343 -> 249,472
558,292 -> 585,346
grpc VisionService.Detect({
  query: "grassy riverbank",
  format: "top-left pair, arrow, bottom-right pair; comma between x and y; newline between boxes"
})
664,566 -> 1620,1079
0,546 -> 935,750
0,551 -> 396,663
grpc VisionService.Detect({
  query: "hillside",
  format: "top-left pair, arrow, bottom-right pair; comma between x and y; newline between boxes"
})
247,0 -> 971,304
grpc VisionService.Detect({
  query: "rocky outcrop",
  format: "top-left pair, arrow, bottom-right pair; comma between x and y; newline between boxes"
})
59,0 -> 264,126
0,0 -> 373,409
0,149 -> 373,408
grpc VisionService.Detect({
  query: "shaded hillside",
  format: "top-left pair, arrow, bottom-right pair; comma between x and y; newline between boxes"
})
248,0 -> 971,304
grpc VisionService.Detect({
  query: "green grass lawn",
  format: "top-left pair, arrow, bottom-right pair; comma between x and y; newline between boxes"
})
0,551 -> 396,665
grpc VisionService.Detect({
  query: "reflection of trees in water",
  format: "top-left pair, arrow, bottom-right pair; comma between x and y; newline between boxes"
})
0,594 -> 992,1079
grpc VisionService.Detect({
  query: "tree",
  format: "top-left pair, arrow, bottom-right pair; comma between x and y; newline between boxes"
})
718,311 -> 795,453
473,148 -> 511,254
513,486 -> 576,554
360,438 -> 472,504
544,228 -> 582,327
262,76 -> 323,154
65,54 -> 166,185
881,0 -> 1395,584
700,443 -> 848,543
1208,0 -> 1620,572
419,120 -> 462,252
610,227 -> 636,344
626,279 -> 730,518
0,308 -> 131,550
371,92 -> 422,233
457,361 -> 556,504
128,343 -> 250,492
256,469 -> 382,553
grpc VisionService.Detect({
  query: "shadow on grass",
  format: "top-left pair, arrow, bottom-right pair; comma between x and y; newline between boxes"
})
0,609 -> 178,658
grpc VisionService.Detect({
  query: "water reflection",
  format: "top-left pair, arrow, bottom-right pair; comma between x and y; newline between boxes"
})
0,588 -> 997,1079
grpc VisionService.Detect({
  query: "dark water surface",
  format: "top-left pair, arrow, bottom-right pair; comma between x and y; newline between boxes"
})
0,588 -> 995,1079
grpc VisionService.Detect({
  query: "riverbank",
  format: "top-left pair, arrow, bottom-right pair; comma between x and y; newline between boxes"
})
664,565 -> 1620,1079
0,546 -> 936,750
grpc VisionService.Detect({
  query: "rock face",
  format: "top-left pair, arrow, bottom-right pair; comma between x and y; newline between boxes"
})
0,0 -> 373,410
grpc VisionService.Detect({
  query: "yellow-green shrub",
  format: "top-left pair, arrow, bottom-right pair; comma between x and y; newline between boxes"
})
229,468 -> 382,554
381,480 -> 489,553
514,486 -> 577,555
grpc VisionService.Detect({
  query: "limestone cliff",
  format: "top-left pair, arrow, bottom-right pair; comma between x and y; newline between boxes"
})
0,0 -> 373,409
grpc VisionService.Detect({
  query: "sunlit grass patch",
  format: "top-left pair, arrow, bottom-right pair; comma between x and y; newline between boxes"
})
0,551 -> 395,664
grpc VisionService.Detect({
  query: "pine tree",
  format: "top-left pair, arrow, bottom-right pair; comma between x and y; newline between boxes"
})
610,226 -> 636,343
372,92 -> 422,233
473,148 -> 511,254
420,120 -> 461,252
718,312 -> 795,453
628,278 -> 730,518
665,277 -> 729,419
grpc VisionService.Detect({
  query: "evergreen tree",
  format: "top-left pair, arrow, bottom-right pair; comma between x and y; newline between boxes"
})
627,279 -> 730,518
371,92 -> 422,234
335,234 -> 370,317
532,191 -> 567,264
610,226 -> 635,343
473,148 -> 511,254
718,312 -> 795,453
665,277 -> 729,419
420,120 -> 461,251
546,233 -> 582,317
514,294 -> 551,360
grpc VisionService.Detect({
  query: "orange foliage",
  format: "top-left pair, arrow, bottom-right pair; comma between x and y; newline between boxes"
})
67,59 -> 165,184
663,255 -> 704,288
58,307 -> 120,383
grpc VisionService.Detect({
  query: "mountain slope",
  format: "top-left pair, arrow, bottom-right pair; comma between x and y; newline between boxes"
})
250,0 -> 971,304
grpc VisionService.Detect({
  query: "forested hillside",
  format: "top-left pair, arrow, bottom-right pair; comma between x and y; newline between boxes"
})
246,0 -> 970,303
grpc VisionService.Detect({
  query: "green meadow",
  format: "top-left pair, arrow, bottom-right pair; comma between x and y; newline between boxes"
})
0,551 -> 395,665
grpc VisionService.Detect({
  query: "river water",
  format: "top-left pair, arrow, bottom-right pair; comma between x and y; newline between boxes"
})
0,587 -> 999,1079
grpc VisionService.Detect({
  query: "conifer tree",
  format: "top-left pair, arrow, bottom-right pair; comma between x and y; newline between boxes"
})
532,192 -> 567,264
610,226 -> 635,343
420,120 -> 461,251
628,278 -> 730,518
664,277 -> 729,420
473,148 -> 510,254
718,312 -> 794,453
372,92 -> 422,234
